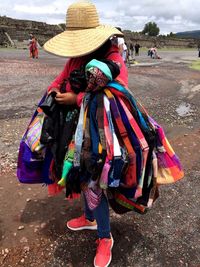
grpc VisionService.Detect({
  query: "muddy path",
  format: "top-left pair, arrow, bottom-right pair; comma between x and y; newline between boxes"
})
0,49 -> 199,267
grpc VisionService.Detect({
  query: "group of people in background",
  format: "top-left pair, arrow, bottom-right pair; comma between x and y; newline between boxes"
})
28,34 -> 39,59
27,31 -> 200,61
129,42 -> 141,57
113,27 -> 128,63
148,46 -> 161,59
113,27 -> 141,65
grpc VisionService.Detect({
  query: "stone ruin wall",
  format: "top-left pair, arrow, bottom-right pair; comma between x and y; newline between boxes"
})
0,16 -> 63,47
0,16 -> 199,49
124,32 -> 198,48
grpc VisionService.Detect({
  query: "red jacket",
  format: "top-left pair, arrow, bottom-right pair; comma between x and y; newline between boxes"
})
48,45 -> 128,106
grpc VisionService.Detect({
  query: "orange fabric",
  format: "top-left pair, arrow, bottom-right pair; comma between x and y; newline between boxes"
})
104,89 -> 137,187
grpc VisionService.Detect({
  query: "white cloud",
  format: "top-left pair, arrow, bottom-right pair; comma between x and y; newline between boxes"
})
14,5 -> 61,15
0,0 -> 200,34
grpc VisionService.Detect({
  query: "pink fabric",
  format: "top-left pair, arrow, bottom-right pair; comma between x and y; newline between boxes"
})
76,92 -> 85,107
48,45 -> 128,106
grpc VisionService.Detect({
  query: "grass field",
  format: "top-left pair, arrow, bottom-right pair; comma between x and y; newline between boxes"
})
190,60 -> 200,70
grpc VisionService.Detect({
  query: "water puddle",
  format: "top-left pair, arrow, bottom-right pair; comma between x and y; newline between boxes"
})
176,102 -> 192,117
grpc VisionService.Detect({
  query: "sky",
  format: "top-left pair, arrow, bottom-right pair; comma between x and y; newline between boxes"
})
0,0 -> 200,34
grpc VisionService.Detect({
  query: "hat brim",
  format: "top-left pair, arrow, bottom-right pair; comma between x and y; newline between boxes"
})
43,25 -> 123,58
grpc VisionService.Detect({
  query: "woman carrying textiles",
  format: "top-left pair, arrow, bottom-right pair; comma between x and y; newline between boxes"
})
43,4 -> 129,267
18,2 -> 184,267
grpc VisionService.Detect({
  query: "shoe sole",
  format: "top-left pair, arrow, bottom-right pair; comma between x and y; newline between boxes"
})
93,235 -> 114,267
66,223 -> 97,231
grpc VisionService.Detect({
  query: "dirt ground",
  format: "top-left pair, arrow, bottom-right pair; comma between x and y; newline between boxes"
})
0,48 -> 200,267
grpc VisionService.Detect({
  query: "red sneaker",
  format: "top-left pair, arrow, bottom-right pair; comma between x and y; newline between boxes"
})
66,214 -> 97,231
94,235 -> 114,267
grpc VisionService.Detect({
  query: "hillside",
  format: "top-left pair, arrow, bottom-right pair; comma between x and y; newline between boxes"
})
176,30 -> 200,39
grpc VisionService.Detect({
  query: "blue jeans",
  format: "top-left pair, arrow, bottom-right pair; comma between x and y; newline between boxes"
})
84,193 -> 110,239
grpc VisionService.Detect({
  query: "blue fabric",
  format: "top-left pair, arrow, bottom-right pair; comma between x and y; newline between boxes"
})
120,186 -> 137,198
89,95 -> 99,156
85,59 -> 113,80
108,156 -> 124,187
84,193 -> 110,238
71,97 -> 111,236
107,81 -> 149,132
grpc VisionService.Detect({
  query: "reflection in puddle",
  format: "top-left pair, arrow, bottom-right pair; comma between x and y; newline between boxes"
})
176,102 -> 192,117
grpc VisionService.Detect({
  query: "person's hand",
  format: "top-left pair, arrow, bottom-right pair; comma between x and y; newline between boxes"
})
48,87 -> 60,95
55,92 -> 77,105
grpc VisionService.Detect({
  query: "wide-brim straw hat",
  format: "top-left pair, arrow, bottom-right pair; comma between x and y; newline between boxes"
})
43,1 -> 123,58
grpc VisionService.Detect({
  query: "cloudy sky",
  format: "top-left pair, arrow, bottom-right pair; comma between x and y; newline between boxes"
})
0,0 -> 200,34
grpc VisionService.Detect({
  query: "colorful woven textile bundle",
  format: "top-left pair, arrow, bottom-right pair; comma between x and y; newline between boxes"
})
149,117 -> 184,184
17,60 -> 184,214
25,109 -> 45,152
58,81 -> 184,213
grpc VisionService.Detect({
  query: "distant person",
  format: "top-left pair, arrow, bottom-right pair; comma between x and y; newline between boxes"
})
28,34 -> 33,58
129,43 -> 134,57
198,45 -> 200,57
151,46 -> 161,59
111,27 -> 125,59
28,34 -> 33,44
29,36 -> 38,59
150,47 -> 154,58
122,42 -> 128,63
135,42 -> 140,56
34,38 -> 39,59
152,47 -> 156,59
147,48 -> 152,57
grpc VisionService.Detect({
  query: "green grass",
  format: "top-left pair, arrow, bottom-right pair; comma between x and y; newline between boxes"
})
0,47 -> 28,52
0,47 -> 17,51
158,47 -> 195,51
190,60 -> 200,70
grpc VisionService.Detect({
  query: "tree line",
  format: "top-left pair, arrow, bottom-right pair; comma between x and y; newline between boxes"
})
141,22 -> 176,37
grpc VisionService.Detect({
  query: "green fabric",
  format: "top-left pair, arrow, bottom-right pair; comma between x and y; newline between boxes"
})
85,59 -> 113,80
58,160 -> 72,186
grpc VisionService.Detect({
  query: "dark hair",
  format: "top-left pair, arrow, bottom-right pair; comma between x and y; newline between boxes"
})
88,39 -> 112,59
116,27 -> 122,32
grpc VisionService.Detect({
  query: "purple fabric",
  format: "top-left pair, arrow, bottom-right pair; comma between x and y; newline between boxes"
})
17,142 -> 44,183
17,92 -> 53,184
17,141 -> 53,184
